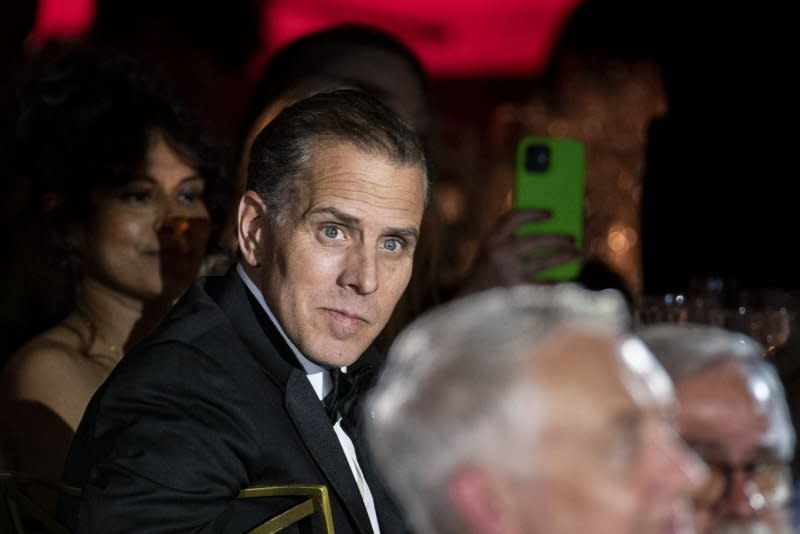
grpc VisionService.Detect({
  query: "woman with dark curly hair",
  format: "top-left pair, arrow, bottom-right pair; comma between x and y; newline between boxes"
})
0,49 -> 229,513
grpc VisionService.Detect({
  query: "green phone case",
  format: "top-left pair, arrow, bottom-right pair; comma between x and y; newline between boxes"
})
514,136 -> 585,281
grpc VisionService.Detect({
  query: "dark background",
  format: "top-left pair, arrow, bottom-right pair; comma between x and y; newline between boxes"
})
640,2 -> 794,294
3,0 -> 795,297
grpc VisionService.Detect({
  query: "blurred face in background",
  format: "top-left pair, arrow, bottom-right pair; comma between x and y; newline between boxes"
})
462,332 -> 704,534
325,49 -> 430,136
241,47 -> 429,190
84,132 -> 211,302
676,360 -> 793,534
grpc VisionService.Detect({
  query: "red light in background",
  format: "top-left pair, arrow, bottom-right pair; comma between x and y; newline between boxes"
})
27,0 -> 579,77
31,0 -> 95,43
261,0 -> 580,77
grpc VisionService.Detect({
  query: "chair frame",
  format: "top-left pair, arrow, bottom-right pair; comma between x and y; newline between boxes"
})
1,472 -> 334,534
238,484 -> 334,534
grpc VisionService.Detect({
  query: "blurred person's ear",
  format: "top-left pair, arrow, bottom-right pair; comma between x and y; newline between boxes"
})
449,465 -> 516,534
237,191 -> 268,267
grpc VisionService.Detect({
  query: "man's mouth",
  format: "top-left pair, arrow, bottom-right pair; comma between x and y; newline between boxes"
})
322,308 -> 369,325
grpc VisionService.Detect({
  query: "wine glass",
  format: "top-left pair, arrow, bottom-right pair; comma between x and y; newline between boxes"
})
724,289 -> 793,355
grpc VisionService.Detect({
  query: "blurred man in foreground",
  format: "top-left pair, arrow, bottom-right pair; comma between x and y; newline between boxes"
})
640,324 -> 796,534
366,284 -> 705,534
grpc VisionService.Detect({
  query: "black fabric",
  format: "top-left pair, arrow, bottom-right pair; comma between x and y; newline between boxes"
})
57,268 -> 408,534
324,364 -> 375,429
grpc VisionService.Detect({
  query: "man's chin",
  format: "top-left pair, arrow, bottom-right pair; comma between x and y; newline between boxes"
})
305,339 -> 369,369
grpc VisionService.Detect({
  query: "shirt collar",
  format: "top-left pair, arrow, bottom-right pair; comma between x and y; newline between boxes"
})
236,263 -> 332,400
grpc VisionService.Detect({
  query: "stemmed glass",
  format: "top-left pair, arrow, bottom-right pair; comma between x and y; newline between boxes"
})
724,289 -> 793,355
635,286 -> 795,356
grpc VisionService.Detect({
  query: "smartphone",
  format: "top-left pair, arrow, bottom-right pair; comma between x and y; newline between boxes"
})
514,136 -> 585,281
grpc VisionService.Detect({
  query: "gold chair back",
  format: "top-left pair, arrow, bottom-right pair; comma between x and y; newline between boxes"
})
238,484 -> 335,534
2,473 -> 334,534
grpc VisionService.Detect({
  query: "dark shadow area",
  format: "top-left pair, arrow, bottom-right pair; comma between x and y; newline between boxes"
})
0,399 -> 73,514
641,1 -> 793,293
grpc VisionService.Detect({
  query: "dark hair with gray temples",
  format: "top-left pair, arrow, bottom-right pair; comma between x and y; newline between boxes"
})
246,88 -> 429,222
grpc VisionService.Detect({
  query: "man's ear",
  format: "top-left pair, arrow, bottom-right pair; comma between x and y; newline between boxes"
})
238,190 -> 269,267
448,466 -> 516,534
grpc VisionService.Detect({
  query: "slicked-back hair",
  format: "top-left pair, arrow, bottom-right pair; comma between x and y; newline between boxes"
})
246,89 -> 429,223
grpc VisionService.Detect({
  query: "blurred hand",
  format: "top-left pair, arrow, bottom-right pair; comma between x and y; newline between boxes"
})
457,208 -> 581,295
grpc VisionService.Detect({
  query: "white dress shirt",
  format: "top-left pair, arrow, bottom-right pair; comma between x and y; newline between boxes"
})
237,264 -> 381,533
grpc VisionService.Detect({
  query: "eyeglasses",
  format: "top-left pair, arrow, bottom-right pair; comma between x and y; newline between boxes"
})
693,459 -> 792,510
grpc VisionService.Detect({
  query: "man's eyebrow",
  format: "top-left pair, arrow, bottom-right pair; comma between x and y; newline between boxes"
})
386,227 -> 419,243
752,445 -> 784,462
308,206 -> 361,227
308,206 -> 419,242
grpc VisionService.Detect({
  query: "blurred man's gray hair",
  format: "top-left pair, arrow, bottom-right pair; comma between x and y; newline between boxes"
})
364,284 -> 630,533
637,323 -> 795,460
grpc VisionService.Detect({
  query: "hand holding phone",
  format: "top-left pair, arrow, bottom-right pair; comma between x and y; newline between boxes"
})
458,208 -> 579,295
514,136 -> 586,281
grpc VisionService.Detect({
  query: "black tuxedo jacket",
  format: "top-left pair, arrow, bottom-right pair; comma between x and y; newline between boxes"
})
58,269 -> 406,533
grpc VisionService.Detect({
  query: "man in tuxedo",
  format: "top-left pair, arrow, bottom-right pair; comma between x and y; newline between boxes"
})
639,324 -> 796,534
365,284 -> 705,534
59,89 -> 427,533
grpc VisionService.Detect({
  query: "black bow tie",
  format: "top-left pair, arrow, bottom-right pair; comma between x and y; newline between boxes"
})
323,365 -> 374,428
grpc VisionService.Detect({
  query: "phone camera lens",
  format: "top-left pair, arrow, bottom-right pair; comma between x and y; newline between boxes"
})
525,144 -> 551,172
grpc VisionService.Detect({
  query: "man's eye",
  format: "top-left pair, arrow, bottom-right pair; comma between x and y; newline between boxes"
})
383,238 -> 403,252
323,226 -> 342,239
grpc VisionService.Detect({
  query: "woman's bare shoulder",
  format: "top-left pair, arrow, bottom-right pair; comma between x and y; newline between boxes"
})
2,322 -> 90,397
1,321 -> 106,430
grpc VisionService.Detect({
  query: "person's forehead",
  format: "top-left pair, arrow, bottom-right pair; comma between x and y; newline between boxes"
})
535,329 -> 674,424
676,363 -> 773,459
535,327 -> 622,379
298,141 -> 425,214
142,135 -> 198,185
536,330 -> 637,408
307,140 -> 421,179
677,360 -> 747,396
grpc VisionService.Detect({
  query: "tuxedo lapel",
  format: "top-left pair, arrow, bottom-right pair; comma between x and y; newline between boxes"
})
353,436 -> 405,534
339,347 -> 407,533
210,270 -> 298,384
208,269 -> 374,533
285,373 -> 374,534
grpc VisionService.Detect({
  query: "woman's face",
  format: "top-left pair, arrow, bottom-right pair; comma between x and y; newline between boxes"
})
84,133 -> 211,302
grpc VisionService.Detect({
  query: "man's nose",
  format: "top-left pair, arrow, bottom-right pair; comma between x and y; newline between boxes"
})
656,425 -> 709,495
338,245 -> 379,295
716,470 -> 761,520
